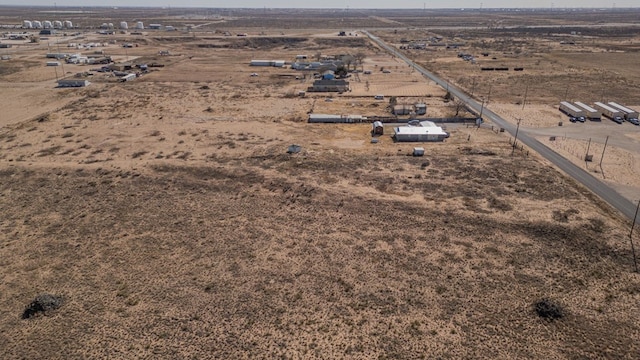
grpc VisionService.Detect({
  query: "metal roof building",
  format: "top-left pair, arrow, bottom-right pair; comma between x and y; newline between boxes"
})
394,126 -> 448,142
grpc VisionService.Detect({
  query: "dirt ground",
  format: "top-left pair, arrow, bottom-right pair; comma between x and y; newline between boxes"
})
1,7 -> 640,359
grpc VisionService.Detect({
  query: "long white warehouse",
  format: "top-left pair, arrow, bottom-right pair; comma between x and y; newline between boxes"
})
594,102 -> 624,122
574,102 -> 601,120
559,101 -> 584,118
607,102 -> 638,119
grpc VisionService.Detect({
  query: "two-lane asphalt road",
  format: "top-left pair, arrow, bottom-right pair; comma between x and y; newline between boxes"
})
363,30 -> 638,221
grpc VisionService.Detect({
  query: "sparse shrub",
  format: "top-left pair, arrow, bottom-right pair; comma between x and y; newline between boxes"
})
132,151 -> 148,159
149,130 -> 161,137
534,298 -> 563,320
22,294 -> 63,319
61,132 -> 74,138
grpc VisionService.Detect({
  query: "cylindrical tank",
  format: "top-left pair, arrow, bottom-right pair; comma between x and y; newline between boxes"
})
64,20 -> 73,28
33,20 -> 42,28
135,21 -> 144,30
23,20 -> 33,28
120,21 -> 128,29
43,20 -> 52,29
108,23 -> 114,29
54,21 -> 63,29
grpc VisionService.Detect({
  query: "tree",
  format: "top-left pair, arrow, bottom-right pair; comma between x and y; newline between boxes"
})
341,55 -> 355,71
354,52 -> 366,71
335,65 -> 348,78
448,98 -> 468,118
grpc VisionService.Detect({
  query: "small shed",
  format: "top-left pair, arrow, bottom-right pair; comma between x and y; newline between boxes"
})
393,105 -> 412,116
372,121 -> 384,136
415,103 -> 427,115
412,147 -> 425,156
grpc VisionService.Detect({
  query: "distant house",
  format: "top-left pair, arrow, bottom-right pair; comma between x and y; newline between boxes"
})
393,105 -> 413,116
308,79 -> 349,92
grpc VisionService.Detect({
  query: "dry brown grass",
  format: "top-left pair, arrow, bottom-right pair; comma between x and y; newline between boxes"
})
1,7 -> 640,359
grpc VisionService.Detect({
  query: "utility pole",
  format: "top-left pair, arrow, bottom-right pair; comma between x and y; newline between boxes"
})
629,199 -> 640,273
512,118 -> 522,155
585,137 -> 591,161
599,135 -> 609,169
471,77 -> 476,97
486,84 -> 492,104
522,83 -> 529,110
479,98 -> 485,119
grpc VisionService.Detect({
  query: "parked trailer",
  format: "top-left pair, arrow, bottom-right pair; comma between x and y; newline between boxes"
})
594,102 -> 624,124
559,101 -> 585,122
607,102 -> 638,120
574,102 -> 601,120
120,73 -> 137,82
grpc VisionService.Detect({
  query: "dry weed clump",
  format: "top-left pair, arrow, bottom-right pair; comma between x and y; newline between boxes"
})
534,298 -> 564,321
22,294 -> 63,319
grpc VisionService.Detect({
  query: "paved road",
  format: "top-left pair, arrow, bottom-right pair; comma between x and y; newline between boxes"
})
363,30 -> 638,221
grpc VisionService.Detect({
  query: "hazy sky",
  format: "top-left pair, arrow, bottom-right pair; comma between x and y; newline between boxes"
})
0,0 -> 637,9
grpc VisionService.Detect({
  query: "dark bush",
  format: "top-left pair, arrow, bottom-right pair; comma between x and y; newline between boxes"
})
534,298 -> 563,320
22,294 -> 63,319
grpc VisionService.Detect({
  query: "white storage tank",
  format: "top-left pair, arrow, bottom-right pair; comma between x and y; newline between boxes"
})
43,20 -> 52,29
33,20 -> 42,28
120,21 -> 128,30
53,21 -> 63,29
23,20 -> 33,28
108,23 -> 114,29
64,20 -> 73,28
135,21 -> 144,30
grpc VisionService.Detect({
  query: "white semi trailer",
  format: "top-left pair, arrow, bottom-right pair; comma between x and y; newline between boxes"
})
607,102 -> 638,124
574,102 -> 601,120
559,101 -> 585,122
594,102 -> 624,124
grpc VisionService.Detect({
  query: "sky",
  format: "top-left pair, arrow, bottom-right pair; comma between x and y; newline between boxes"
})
0,0 -> 637,9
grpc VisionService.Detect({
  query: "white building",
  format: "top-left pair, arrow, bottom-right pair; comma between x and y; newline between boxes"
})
394,126 -> 448,142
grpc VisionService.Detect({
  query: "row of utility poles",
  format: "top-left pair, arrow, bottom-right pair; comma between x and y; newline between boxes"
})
470,80 -> 638,272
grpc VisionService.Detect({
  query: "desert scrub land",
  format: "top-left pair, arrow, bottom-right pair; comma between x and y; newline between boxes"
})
1,141 -> 639,358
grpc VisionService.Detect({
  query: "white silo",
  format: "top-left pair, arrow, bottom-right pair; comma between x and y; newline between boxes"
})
43,20 -> 52,29
120,21 -> 128,30
33,20 -> 42,28
64,20 -> 73,28
54,20 -> 63,29
23,20 -> 33,28
135,21 -> 144,30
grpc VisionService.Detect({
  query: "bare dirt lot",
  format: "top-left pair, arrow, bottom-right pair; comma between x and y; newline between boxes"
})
1,7 -> 640,359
